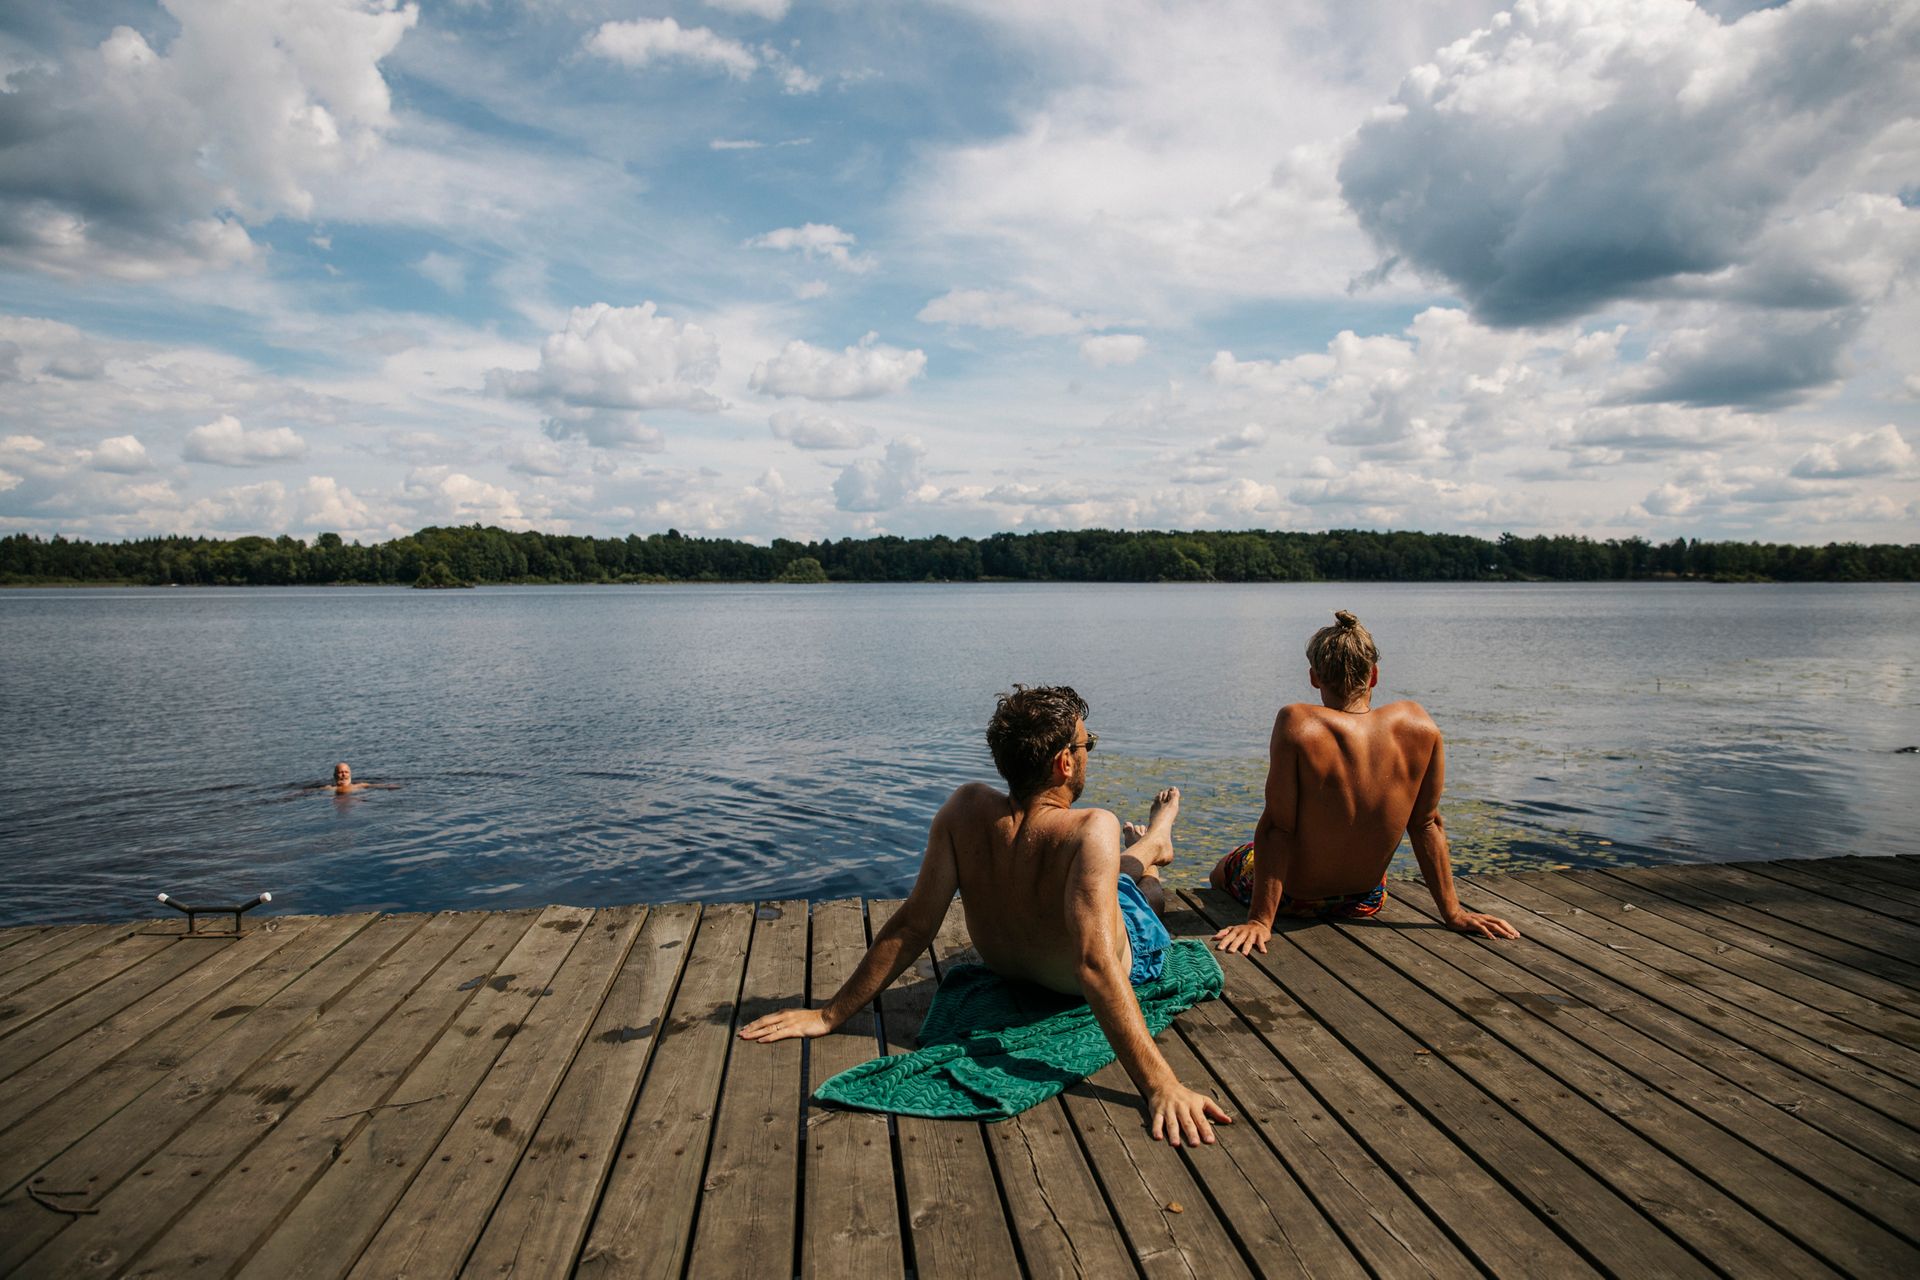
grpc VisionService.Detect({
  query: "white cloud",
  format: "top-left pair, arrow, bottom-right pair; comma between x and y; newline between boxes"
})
1791,425 -> 1915,480
401,466 -> 527,526
490,303 -> 721,449
769,409 -> 873,450
0,0 -> 418,279
1341,0 -> 1920,327
183,415 -> 309,467
414,250 -> 466,293
747,224 -> 872,273
918,289 -> 1098,337
1205,425 -> 1267,454
705,0 -> 791,19
1080,334 -> 1147,367
750,334 -> 927,400
89,435 -> 153,474
834,438 -> 929,512
586,18 -> 759,79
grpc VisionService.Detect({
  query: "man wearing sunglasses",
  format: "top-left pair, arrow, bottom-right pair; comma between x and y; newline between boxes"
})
741,684 -> 1231,1148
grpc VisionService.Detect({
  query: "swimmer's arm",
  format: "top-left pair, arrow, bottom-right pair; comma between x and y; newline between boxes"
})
1068,816 -> 1230,1147
1408,732 -> 1519,940
1215,710 -> 1298,954
738,793 -> 961,1042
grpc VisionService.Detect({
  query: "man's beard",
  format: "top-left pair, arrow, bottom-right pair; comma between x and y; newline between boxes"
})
1068,770 -> 1085,801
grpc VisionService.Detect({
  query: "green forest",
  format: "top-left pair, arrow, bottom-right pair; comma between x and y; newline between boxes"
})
3,524 -> 1915,586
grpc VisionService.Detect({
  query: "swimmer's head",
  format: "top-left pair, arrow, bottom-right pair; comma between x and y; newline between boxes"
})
333,762 -> 352,785
1306,609 -> 1379,701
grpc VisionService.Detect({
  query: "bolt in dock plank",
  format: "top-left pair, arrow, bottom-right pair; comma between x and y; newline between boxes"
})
467,902 -> 698,1279
682,901 -> 804,1280
572,903 -> 754,1280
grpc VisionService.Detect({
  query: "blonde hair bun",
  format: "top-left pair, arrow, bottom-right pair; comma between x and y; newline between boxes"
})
1334,609 -> 1359,629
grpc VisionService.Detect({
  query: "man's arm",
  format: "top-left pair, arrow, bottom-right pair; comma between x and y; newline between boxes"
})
1066,814 -> 1230,1147
738,793 -> 963,1042
1407,729 -> 1519,940
1213,709 -> 1298,955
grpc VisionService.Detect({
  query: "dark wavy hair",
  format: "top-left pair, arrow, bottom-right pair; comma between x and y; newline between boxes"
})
986,684 -> 1090,800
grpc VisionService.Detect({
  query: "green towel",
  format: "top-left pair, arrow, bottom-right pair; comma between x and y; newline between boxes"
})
813,938 -> 1224,1120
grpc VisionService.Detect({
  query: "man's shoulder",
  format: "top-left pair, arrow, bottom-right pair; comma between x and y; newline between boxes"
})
944,781 -> 1009,816
1380,699 -> 1441,732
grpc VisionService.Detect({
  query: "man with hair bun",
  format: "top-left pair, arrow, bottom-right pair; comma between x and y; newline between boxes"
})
742,684 -> 1232,1147
1210,610 -> 1518,953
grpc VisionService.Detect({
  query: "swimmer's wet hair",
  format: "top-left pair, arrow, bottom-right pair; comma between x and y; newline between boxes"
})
1306,609 -> 1379,699
987,684 -> 1090,800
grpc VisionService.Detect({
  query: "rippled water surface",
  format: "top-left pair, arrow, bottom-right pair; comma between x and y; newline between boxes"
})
1,582 -> 1914,925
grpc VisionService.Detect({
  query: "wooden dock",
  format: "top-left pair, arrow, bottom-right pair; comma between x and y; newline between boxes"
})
1,854 -> 1916,1277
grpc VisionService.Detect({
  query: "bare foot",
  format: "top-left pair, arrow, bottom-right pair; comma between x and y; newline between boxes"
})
1149,786 -> 1181,831
1125,787 -> 1179,872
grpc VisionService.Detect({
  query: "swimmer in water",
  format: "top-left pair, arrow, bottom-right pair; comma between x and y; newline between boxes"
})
323,762 -> 398,795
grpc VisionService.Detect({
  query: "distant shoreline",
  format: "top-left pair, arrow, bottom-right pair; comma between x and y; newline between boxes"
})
5,523 -> 1915,587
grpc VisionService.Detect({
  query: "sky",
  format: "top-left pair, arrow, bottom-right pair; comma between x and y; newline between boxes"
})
0,0 -> 1916,546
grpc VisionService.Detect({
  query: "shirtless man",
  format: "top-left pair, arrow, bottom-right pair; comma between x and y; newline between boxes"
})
740,685 -> 1232,1147
1210,611 -> 1518,955
322,762 -> 397,795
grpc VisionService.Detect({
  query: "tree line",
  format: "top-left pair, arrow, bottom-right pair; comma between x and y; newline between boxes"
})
2,525 -> 1914,586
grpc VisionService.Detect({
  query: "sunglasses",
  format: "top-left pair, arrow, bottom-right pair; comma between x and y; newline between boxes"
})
1060,732 -> 1099,754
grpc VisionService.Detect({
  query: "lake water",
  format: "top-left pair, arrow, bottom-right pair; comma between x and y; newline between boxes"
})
1,583 -> 1915,926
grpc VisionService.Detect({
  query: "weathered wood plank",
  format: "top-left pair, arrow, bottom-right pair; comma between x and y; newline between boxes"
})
1833,855 -> 1920,895
1345,891 -> 1915,1275
573,903 -> 754,1280
1589,866 -> 1920,1010
0,923 -> 127,997
1157,900 -> 1478,1280
1061,1059 -> 1252,1280
866,897 -> 1023,1280
0,926 -> 53,957
0,930 -> 180,1047
1464,874 -> 1920,1130
1732,860 -> 1920,935
465,903 -> 698,1280
18,912 -> 485,1278
1604,865 -> 1920,994
928,903 -> 1138,1280
120,911 -> 541,1280
683,901 -> 806,1280
1503,871 -> 1920,1084
0,919 -> 314,1136
1444,876 -> 1920,1182
1390,886 -> 1920,1247
0,913 -> 409,1273
796,898 -> 906,1280
347,906 -> 651,1280
0,934 -> 235,1084
1187,888 -> 1702,1277
1779,858 -> 1920,917
233,905 -> 595,1280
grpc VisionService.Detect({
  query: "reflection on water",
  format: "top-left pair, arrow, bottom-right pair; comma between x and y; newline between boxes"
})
0,582 -> 1914,925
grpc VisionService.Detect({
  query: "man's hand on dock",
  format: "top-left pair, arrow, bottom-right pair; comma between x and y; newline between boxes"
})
1445,909 -> 1521,939
738,1007 -> 835,1041
1211,921 -> 1271,955
1148,1082 -> 1232,1147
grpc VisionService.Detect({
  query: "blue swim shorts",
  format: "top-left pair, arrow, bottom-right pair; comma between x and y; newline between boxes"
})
1117,875 -> 1171,984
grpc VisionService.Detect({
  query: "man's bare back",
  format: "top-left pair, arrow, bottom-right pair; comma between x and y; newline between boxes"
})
946,781 -> 1172,994
1212,611 -> 1517,954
